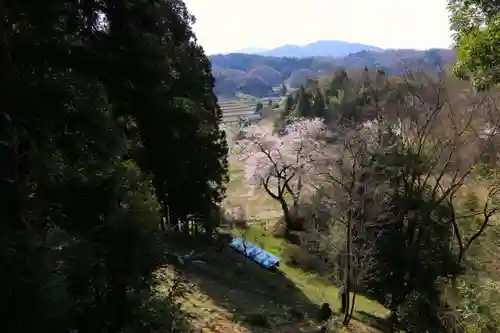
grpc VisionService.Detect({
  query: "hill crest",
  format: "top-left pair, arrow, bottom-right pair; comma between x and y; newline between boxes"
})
210,48 -> 455,97
220,40 -> 383,58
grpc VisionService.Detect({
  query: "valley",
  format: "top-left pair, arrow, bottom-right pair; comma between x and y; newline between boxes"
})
5,1 -> 500,333
210,48 -> 455,98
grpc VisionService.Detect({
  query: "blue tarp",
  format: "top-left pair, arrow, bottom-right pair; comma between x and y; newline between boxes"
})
229,237 -> 281,269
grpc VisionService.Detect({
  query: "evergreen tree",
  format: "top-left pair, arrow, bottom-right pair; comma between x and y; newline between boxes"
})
312,88 -> 326,119
293,85 -> 312,118
284,94 -> 295,112
329,68 -> 349,97
255,102 -> 264,113
275,95 -> 295,133
0,0 -> 228,331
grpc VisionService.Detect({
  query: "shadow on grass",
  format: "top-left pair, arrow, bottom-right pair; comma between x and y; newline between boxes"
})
355,310 -> 398,333
168,234 -> 322,331
281,232 -> 389,315
140,296 -> 193,333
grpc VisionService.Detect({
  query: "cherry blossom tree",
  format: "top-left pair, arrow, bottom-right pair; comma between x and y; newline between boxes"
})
233,118 -> 330,233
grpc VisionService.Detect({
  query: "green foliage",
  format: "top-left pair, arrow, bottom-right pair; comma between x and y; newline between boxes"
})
244,311 -> 272,327
329,69 -> 349,97
211,50 -> 455,97
293,72 -> 500,331
1,0 -> 228,331
448,0 -> 500,89
456,277 -> 500,333
284,94 -> 295,112
312,88 -> 326,118
274,95 -> 296,133
293,85 -> 313,118
256,102 -> 264,113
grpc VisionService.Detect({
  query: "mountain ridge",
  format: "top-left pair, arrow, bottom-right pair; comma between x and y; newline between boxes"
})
233,46 -> 268,54
220,39 -> 384,58
210,48 -> 455,97
260,40 -> 384,58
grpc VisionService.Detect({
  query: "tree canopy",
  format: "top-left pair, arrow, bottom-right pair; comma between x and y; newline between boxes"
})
448,0 -> 500,89
1,0 -> 227,331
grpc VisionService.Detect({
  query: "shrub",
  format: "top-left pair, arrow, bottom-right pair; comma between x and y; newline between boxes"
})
283,244 -> 322,271
272,220 -> 287,238
245,311 -> 271,327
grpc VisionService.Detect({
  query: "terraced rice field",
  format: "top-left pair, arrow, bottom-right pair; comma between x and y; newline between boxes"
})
219,96 -> 284,123
218,99 -> 258,123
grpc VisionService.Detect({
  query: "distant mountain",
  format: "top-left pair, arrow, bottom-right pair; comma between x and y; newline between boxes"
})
233,46 -> 268,54
258,40 -> 384,58
210,48 -> 455,97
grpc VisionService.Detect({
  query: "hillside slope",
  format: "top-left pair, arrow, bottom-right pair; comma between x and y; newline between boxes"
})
210,49 -> 455,96
160,225 -> 389,333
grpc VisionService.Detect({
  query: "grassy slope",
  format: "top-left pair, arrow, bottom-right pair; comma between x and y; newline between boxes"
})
241,226 -> 388,319
155,116 -> 389,332
224,162 -> 284,221
156,224 -> 388,333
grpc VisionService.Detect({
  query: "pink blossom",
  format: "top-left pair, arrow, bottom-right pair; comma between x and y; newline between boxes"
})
233,118 -> 332,201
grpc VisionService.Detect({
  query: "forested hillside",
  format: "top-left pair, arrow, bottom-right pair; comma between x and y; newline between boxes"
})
232,67 -> 500,332
2,0 -> 500,332
210,49 -> 455,97
1,1 -> 227,332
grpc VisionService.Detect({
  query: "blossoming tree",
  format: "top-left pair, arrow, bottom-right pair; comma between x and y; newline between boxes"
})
233,118 -> 330,233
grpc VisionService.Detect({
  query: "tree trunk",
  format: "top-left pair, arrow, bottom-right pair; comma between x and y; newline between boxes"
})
182,219 -> 189,235
159,204 -> 168,231
159,216 -> 165,231
243,238 -> 248,263
343,209 -> 353,326
280,198 -> 292,235
108,273 -> 127,333
348,292 -> 357,323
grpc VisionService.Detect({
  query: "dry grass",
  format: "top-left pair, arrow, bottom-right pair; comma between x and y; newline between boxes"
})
160,116 -> 391,332
156,246 -> 323,333
155,228 -> 389,333
224,160 -> 284,221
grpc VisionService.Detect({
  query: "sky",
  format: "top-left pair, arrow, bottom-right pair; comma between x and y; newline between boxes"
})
183,0 -> 454,55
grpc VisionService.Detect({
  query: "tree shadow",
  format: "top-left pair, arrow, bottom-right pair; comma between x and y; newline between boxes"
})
283,232 -> 387,310
169,237 -> 323,331
354,310 -> 398,333
141,296 -> 193,333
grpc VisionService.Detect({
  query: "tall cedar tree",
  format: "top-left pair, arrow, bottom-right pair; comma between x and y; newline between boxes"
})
328,68 -> 349,97
294,85 -> 312,118
312,87 -> 326,118
0,0 -> 227,332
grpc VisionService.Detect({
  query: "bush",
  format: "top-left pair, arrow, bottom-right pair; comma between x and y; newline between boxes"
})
288,307 -> 305,320
283,245 -> 322,271
272,220 -> 287,237
271,208 -> 309,238
456,277 -> 500,333
244,311 -> 271,327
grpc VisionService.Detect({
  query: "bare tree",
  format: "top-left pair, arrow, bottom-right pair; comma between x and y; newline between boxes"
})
302,127 -> 384,325
307,72 -> 500,326
378,72 -> 500,267
359,74 -> 500,322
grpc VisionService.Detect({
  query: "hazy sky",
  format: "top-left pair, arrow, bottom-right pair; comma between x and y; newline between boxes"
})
183,0 -> 454,55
